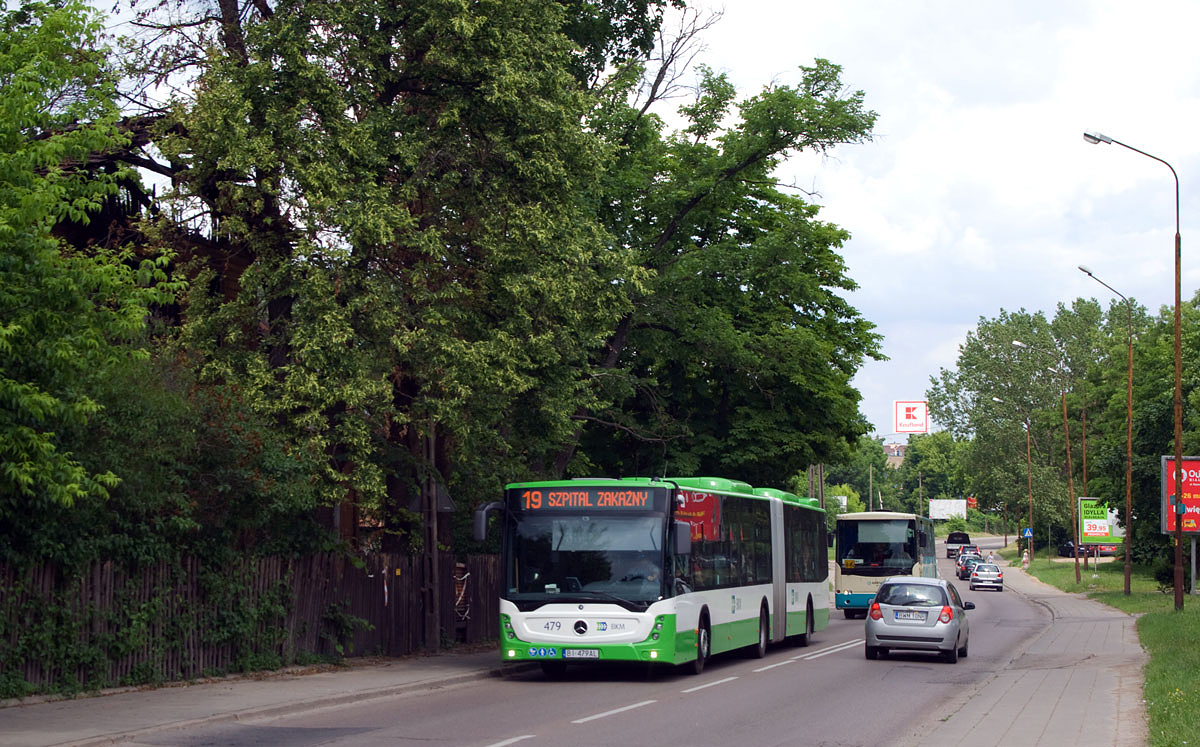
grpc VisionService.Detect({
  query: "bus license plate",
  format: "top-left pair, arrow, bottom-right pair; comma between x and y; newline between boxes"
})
895,610 -> 926,621
563,649 -> 599,659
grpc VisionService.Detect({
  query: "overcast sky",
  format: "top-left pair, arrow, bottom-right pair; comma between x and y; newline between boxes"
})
677,0 -> 1200,439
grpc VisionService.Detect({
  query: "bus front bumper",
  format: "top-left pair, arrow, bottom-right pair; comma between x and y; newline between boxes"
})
835,592 -> 875,610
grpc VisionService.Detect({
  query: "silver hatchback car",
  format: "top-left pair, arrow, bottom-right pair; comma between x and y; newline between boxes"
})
865,576 -> 975,663
969,562 -> 1004,591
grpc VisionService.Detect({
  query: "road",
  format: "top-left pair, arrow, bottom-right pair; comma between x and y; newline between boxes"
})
108,537 -> 1048,747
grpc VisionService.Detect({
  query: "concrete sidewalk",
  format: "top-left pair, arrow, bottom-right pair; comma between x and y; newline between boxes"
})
903,554 -> 1149,747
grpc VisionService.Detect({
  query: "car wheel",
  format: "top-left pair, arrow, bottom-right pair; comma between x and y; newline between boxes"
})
969,584 -> 974,590
959,637 -> 969,658
942,645 -> 959,663
865,645 -> 878,660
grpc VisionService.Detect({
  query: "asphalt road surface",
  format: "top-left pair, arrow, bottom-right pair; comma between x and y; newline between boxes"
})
112,537 -> 1048,747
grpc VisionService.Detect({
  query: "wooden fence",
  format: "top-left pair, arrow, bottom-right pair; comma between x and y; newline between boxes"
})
0,553 -> 499,693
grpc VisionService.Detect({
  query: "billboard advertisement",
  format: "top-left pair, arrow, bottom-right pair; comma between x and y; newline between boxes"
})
1077,497 -> 1124,546
894,401 -> 929,434
929,499 -> 966,520
1161,457 -> 1200,534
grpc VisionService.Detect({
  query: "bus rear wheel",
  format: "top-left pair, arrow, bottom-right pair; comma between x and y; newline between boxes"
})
750,607 -> 768,658
793,601 -> 814,647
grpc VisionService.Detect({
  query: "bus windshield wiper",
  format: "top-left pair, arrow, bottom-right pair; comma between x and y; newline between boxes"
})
575,589 -> 642,607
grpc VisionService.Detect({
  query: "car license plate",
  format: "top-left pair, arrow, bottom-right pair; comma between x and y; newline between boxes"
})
894,610 -> 926,621
563,649 -> 599,659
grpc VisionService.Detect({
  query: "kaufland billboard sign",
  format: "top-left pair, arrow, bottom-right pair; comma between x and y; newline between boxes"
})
894,401 -> 929,434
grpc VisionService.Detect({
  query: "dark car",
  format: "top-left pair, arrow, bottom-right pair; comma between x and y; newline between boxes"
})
1058,541 -> 1118,558
957,556 -> 982,580
945,531 -> 972,558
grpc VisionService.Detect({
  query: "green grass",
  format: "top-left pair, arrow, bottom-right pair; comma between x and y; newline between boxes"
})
995,542 -> 1200,746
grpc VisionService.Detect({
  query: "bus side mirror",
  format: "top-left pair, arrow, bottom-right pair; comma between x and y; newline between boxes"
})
918,531 -> 928,546
674,521 -> 692,555
473,501 -> 504,541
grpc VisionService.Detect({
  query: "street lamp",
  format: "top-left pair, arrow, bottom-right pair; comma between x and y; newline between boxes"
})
1083,130 -> 1184,610
1079,265 -> 1135,595
1013,340 -> 1082,583
994,396 -> 1035,563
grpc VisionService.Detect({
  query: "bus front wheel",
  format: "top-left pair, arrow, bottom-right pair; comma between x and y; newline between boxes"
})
689,617 -> 711,675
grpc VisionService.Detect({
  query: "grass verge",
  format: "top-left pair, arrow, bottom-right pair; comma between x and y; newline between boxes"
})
995,543 -> 1199,746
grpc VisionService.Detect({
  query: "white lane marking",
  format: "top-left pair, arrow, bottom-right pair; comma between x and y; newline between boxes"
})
800,639 -> 862,660
484,737 -> 537,747
788,639 -> 859,660
571,700 -> 657,724
680,676 -> 739,693
753,662 -> 792,677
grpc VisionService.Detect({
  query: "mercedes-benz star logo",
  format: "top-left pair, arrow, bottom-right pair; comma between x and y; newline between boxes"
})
573,620 -> 588,635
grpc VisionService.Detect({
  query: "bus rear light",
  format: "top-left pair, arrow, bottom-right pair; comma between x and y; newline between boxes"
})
868,602 -> 882,620
938,606 -> 953,624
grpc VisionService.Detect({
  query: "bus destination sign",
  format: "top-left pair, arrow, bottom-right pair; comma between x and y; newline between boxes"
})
509,486 -> 665,512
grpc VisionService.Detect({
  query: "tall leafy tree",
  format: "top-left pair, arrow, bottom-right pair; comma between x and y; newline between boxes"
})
0,0 -> 172,517
567,58 -> 881,488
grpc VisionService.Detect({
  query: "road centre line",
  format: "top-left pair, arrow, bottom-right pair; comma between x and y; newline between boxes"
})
798,639 -> 862,660
484,737 -> 537,747
753,659 -> 795,672
571,700 -> 657,724
680,676 -> 739,693
790,639 -> 860,660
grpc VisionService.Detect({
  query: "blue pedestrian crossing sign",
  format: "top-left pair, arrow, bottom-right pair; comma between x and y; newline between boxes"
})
1023,528 -> 1033,538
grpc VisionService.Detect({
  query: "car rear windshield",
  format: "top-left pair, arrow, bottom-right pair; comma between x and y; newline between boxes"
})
974,564 -> 999,573
875,583 -> 947,607
947,532 -> 970,543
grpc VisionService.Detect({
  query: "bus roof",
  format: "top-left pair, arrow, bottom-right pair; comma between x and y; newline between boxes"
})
505,476 -> 821,509
836,511 -> 929,521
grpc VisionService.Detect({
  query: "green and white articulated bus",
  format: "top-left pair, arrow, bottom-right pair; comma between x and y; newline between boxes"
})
832,511 -> 937,618
474,476 -> 829,676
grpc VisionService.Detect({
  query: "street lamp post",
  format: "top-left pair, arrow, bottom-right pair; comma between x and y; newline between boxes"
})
1078,265 -> 1135,595
1013,340 -> 1082,583
1083,130 -> 1184,610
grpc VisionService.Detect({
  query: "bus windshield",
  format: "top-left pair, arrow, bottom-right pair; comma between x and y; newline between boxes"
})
505,514 -> 666,608
836,518 -> 918,577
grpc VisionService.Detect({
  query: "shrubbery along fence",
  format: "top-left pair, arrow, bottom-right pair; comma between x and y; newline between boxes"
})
0,552 -> 499,697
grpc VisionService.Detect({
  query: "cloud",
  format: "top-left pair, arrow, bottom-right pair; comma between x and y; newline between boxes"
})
684,0 -> 1200,435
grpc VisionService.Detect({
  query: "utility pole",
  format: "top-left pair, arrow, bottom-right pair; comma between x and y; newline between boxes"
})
423,418 -> 440,652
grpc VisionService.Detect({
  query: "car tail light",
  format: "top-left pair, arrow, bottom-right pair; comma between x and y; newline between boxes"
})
938,606 -> 953,624
997,571 -> 1003,578
869,602 -> 882,620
